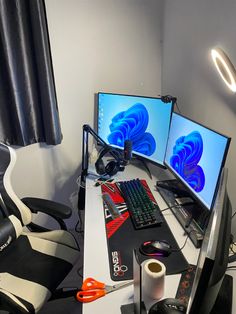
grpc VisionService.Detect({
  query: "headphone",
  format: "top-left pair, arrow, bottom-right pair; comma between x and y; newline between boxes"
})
95,146 -> 123,177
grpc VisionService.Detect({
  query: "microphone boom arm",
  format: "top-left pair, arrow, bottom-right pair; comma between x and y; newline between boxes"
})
82,124 -> 122,177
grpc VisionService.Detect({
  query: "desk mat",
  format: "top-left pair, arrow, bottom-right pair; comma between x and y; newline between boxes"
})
176,266 -> 233,314
101,180 -> 189,281
175,264 -> 196,306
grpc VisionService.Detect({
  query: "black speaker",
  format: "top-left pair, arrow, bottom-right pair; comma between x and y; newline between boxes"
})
95,146 -> 122,177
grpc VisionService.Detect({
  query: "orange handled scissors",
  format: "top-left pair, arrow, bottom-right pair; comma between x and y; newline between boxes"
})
76,277 -> 133,303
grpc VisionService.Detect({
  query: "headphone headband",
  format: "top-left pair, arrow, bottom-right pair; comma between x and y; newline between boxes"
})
95,146 -> 123,176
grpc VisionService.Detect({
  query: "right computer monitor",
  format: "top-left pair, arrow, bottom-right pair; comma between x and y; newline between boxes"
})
164,113 -> 231,210
187,167 -> 232,314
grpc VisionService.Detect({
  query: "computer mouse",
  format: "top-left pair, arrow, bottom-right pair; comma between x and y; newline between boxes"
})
148,298 -> 187,314
139,240 -> 172,257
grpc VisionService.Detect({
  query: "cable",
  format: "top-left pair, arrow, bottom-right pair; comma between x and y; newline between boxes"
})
94,178 -> 116,193
172,230 -> 198,253
75,175 -> 85,235
175,101 -> 181,114
176,234 -> 189,251
77,265 -> 84,279
161,204 -> 182,213
231,210 -> 236,220
160,205 -> 195,252
75,210 -> 84,235
69,233 -> 80,252
172,235 -> 189,252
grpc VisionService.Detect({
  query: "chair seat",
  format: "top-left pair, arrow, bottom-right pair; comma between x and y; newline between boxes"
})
22,229 -> 79,250
0,234 -> 79,313
0,143 -> 81,313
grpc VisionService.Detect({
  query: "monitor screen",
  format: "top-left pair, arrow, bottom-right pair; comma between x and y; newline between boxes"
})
187,167 -> 232,314
164,113 -> 230,209
97,92 -> 173,166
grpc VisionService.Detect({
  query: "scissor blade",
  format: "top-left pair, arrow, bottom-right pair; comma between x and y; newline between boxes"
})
106,280 -> 133,293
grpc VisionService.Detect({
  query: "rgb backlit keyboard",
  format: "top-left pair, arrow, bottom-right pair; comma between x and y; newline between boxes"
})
116,179 -> 163,229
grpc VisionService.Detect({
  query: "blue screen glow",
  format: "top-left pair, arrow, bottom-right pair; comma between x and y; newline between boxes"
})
165,113 -> 230,209
97,92 -> 173,165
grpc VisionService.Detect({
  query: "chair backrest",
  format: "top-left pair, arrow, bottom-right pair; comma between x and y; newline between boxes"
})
0,143 -> 32,225
0,193 -> 9,218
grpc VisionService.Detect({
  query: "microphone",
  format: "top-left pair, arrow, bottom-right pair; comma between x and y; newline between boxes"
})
124,140 -> 132,164
102,193 -> 121,219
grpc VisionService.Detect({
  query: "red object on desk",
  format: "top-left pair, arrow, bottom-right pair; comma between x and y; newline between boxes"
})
76,277 -> 133,303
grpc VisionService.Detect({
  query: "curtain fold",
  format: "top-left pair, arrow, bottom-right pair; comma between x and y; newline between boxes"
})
0,0 -> 62,146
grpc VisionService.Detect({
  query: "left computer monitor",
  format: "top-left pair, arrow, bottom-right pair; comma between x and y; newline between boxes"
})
97,92 -> 173,167
164,112 -> 231,210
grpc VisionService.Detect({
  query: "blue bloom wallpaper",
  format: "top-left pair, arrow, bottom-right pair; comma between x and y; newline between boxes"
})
107,103 -> 156,156
165,113 -> 229,209
170,131 -> 205,192
97,93 -> 173,165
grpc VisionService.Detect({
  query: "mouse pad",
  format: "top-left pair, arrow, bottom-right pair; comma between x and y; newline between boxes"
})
101,180 -> 189,281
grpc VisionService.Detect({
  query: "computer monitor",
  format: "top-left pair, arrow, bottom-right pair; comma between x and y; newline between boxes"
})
97,92 -> 173,167
187,167 -> 232,314
164,112 -> 231,210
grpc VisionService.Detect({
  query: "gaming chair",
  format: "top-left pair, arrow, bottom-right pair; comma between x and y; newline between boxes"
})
0,143 -> 80,313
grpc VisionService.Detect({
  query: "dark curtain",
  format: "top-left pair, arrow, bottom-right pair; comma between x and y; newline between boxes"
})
0,0 -> 62,146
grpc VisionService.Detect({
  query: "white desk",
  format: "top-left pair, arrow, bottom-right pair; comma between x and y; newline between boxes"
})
82,162 -> 236,313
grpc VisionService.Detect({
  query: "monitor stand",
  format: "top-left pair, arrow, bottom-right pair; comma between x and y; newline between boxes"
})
211,274 -> 233,314
130,157 -> 152,179
156,179 -> 191,197
156,179 -> 210,248
130,156 -> 167,180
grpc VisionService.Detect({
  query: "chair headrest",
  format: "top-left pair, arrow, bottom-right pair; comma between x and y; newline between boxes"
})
0,143 -> 32,226
0,143 -> 16,176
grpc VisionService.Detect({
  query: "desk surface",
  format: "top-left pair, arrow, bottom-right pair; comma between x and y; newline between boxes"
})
82,162 -> 236,313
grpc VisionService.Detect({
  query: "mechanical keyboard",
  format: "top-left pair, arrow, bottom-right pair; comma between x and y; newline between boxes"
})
116,179 -> 163,229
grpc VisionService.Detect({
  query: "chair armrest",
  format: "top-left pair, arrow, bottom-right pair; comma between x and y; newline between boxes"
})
21,197 -> 72,219
21,197 -> 72,231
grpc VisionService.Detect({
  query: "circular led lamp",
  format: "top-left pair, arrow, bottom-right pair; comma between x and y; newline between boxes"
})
211,47 -> 236,92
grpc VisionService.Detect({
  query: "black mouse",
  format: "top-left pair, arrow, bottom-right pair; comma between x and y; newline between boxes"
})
140,240 -> 172,257
148,298 -> 187,314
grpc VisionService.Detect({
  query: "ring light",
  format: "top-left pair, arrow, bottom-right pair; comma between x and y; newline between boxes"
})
211,47 -> 236,92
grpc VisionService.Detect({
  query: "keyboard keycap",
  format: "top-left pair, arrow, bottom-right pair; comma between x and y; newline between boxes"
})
117,179 -> 163,229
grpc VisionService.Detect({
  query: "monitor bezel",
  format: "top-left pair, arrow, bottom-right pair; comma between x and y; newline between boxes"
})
164,112 -> 231,210
95,91 -> 174,169
187,167 -> 232,314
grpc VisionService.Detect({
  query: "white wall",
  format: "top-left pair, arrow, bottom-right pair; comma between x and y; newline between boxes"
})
11,0 -> 163,226
162,0 -> 236,234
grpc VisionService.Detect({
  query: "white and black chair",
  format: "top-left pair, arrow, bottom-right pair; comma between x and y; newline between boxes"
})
0,143 -> 80,313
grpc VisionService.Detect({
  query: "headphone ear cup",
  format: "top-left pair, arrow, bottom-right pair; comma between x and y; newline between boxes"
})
105,160 -> 119,176
95,158 -> 106,175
